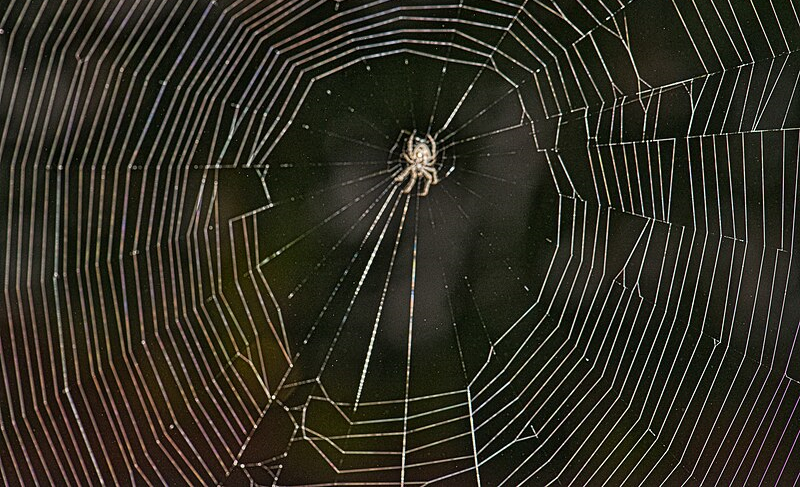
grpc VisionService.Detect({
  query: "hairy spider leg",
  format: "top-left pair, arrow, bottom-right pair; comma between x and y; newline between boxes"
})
426,134 -> 436,159
407,130 -> 417,155
402,171 -> 417,193
419,169 -> 435,196
394,165 -> 413,184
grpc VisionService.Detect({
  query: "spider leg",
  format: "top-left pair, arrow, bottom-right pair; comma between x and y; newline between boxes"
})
419,172 -> 432,197
403,174 -> 417,194
426,134 -> 436,159
394,165 -> 412,183
403,152 -> 414,164
407,130 -> 416,154
419,166 -> 439,186
426,165 -> 439,185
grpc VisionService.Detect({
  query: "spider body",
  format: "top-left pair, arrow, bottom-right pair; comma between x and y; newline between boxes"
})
395,131 -> 439,196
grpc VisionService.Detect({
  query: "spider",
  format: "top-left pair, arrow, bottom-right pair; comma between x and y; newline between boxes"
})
394,131 -> 439,196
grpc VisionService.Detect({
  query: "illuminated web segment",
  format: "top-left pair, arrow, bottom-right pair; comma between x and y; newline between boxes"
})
1,0 -> 799,485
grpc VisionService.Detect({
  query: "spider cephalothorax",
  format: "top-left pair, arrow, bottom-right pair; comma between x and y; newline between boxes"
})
394,131 -> 439,196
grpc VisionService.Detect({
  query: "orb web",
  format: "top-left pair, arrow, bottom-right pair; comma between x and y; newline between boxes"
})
1,0 -> 799,485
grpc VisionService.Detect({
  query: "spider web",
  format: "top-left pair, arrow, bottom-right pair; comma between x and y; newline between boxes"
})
1,0 -> 799,485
